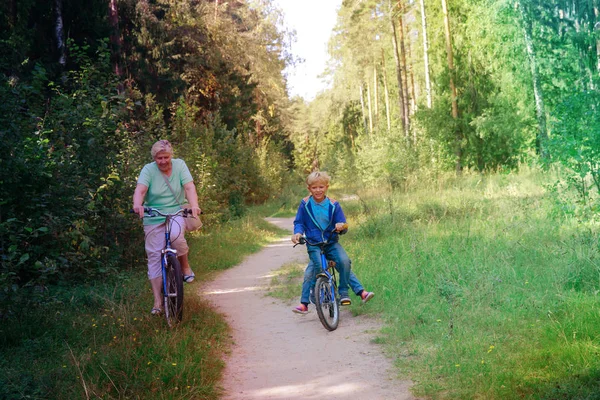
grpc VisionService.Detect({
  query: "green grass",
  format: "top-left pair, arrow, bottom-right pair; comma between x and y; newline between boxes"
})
338,169 -> 600,399
268,168 -> 600,398
0,210 -> 284,399
266,262 -> 305,300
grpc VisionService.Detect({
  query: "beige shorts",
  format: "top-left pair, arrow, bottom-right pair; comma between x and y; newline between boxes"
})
143,216 -> 189,280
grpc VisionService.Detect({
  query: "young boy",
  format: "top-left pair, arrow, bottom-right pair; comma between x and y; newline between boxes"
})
291,171 -> 374,314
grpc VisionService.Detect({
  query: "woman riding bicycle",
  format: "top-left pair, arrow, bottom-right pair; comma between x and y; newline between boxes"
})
132,140 -> 201,315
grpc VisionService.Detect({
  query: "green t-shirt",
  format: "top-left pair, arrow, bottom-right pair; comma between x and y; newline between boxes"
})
137,158 -> 194,225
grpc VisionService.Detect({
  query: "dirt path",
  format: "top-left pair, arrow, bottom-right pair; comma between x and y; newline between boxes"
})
202,218 -> 415,400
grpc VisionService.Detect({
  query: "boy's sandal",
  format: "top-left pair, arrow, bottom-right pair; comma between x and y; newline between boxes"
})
361,291 -> 375,304
183,273 -> 195,283
292,304 -> 309,314
150,307 -> 163,315
340,297 -> 352,306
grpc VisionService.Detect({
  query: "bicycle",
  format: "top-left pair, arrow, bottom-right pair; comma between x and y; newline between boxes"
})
294,224 -> 348,331
133,207 -> 192,327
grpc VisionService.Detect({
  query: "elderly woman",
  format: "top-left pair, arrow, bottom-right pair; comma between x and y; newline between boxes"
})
132,140 -> 201,315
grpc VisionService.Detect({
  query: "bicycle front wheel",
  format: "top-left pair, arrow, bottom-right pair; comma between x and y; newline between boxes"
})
314,276 -> 339,331
164,253 -> 184,327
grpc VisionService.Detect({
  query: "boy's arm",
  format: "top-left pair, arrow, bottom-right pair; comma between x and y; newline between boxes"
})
333,202 -> 347,230
292,204 -> 305,243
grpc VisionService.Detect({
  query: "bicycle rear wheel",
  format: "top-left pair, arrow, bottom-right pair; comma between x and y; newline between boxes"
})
314,275 -> 339,331
164,253 -> 184,327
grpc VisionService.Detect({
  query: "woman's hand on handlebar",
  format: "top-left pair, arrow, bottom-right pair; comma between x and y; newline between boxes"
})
132,205 -> 145,219
190,206 -> 202,218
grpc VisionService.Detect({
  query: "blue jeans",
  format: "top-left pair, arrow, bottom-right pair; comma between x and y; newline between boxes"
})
300,242 -> 364,304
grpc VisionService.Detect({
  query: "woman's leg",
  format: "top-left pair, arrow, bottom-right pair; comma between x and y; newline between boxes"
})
171,216 -> 193,276
150,276 -> 163,309
178,253 -> 193,276
144,223 -> 165,310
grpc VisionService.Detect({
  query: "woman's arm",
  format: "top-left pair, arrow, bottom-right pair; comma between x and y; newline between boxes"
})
132,183 -> 149,219
183,181 -> 201,218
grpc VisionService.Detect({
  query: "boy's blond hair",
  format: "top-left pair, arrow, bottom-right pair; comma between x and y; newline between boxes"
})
306,171 -> 331,186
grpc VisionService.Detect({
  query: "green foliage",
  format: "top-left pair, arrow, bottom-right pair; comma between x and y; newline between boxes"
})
548,90 -> 600,210
0,0 -> 294,306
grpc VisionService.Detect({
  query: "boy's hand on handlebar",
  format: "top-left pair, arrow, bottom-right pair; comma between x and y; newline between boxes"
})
291,233 -> 302,244
335,222 -> 348,232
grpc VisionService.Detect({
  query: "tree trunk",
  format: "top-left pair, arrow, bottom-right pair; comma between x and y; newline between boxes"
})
55,0 -> 66,67
441,0 -> 461,174
419,0 -> 432,108
382,49 -> 392,132
359,83 -> 369,134
390,13 -> 408,136
406,21 -> 417,115
9,0 -> 17,28
108,0 -> 123,77
595,5 -> 600,75
367,81 -> 374,134
519,2 -> 548,158
397,1 -> 411,128
373,62 -> 379,127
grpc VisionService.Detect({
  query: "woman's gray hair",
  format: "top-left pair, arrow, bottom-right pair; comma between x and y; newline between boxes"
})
151,140 -> 174,158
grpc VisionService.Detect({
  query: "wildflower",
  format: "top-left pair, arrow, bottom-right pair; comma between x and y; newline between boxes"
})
172,363 -> 177,366
488,345 -> 495,353
455,364 -> 460,367
148,361 -> 152,365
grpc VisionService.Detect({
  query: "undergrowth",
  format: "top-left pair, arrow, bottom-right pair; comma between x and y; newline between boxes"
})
0,211 -> 284,399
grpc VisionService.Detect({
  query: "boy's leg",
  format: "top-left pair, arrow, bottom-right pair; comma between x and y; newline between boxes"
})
300,260 -> 318,304
347,261 -> 374,302
325,242 -> 351,298
348,266 -> 364,295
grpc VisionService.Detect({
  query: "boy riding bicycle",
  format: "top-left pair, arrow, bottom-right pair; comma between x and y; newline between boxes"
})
291,171 -> 374,314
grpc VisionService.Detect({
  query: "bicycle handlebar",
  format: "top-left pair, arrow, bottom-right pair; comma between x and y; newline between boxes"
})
294,223 -> 348,247
129,207 -> 202,217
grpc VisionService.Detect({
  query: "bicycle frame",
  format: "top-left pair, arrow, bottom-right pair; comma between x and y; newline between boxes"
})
160,214 -> 178,300
315,247 -> 337,304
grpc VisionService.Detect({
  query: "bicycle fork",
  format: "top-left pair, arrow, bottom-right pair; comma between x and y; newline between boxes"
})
161,248 -> 178,297
317,252 -> 336,303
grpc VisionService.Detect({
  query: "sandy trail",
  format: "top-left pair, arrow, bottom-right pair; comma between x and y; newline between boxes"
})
202,217 -> 415,400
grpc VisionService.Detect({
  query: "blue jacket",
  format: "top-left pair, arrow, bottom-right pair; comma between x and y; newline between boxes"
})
293,196 -> 347,244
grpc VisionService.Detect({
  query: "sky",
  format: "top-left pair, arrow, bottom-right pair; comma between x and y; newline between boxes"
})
272,0 -> 342,101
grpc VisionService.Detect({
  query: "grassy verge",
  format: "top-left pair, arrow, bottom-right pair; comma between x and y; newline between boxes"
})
0,211 -> 285,399
338,169 -> 600,399
267,168 -> 600,398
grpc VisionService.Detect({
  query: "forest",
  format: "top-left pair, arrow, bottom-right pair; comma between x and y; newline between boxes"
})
2,0 -> 600,398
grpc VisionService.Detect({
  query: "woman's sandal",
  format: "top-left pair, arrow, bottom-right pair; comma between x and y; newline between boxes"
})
150,307 -> 163,315
183,272 -> 195,283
